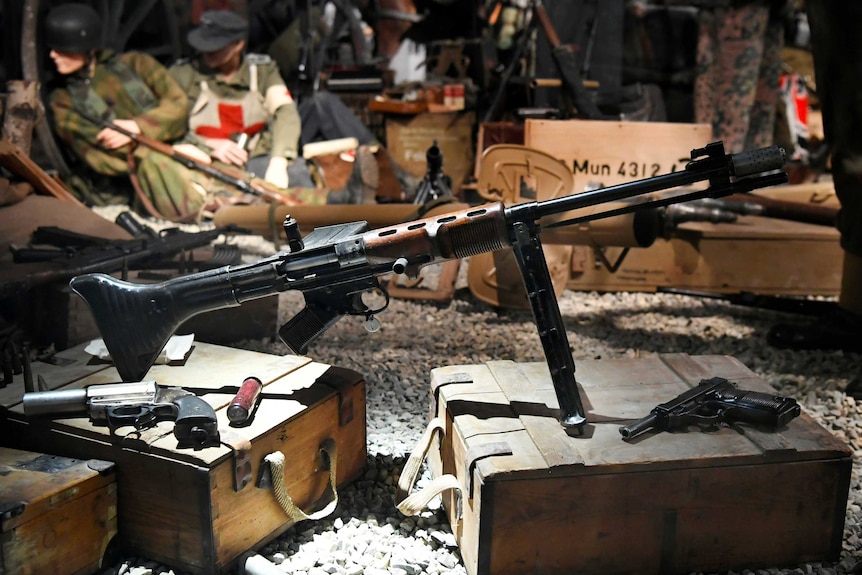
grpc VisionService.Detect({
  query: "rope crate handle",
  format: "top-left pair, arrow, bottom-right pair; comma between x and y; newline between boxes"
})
265,437 -> 339,521
396,417 -> 463,518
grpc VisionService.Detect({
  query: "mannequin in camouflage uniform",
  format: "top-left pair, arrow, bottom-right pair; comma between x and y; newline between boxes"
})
45,3 -> 209,221
692,0 -> 792,153
169,10 -> 376,205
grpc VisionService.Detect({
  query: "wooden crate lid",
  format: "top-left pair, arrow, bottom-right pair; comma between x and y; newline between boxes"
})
0,446 -> 115,531
3,342 -> 343,468
430,354 -> 850,483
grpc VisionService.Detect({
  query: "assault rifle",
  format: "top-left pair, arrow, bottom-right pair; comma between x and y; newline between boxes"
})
0,212 -> 248,299
76,109 -> 295,205
68,142 -> 787,432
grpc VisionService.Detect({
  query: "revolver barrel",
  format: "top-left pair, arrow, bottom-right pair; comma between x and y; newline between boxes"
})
23,381 -> 158,420
23,387 -> 88,416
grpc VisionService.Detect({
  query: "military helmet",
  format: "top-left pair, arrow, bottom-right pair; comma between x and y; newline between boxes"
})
44,3 -> 103,53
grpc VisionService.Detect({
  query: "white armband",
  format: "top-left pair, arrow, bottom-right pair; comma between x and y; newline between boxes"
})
265,84 -> 295,115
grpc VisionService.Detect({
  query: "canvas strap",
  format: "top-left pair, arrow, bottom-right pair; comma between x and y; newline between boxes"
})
265,438 -> 338,522
396,417 -> 463,518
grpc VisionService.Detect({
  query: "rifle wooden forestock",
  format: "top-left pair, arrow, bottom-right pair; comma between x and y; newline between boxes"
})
91,115 -> 293,205
363,202 -> 509,270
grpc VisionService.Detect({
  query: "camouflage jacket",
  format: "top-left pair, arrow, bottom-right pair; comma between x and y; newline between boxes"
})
169,54 -> 301,160
49,50 -> 190,177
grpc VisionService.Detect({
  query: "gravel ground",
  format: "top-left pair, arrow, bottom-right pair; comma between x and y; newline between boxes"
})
92,212 -> 861,575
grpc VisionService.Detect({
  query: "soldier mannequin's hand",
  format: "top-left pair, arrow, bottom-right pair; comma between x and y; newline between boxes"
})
97,119 -> 141,150
264,156 -> 289,189
172,143 -> 213,165
205,138 -> 248,167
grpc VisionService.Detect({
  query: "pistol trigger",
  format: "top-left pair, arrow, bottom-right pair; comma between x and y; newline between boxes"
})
134,408 -> 158,429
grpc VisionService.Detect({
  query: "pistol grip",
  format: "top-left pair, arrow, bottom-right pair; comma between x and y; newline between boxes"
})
173,395 -> 220,449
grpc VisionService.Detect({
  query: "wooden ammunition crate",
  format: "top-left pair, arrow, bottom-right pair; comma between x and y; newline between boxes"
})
385,110 -> 476,192
522,119 -> 843,296
0,342 -> 366,575
566,216 -> 842,295
0,447 -> 117,575
425,354 -> 851,575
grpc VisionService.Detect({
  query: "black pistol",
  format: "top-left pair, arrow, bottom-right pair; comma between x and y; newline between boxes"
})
620,377 -> 801,440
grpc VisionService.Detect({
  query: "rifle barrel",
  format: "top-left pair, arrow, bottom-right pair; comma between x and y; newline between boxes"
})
538,145 -> 787,225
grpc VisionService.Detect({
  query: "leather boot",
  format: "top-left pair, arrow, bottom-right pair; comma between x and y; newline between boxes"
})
767,251 -> 862,353
325,145 -> 378,205
844,376 -> 862,400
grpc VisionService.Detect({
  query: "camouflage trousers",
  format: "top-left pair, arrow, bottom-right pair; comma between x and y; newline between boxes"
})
134,152 -> 328,222
694,4 -> 784,154
133,152 -> 208,221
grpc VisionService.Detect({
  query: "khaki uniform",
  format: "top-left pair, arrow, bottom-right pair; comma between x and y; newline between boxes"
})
49,50 -> 207,220
169,54 -> 326,204
169,54 -> 301,160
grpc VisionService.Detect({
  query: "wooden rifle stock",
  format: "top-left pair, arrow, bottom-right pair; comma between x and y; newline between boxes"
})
0,139 -> 85,207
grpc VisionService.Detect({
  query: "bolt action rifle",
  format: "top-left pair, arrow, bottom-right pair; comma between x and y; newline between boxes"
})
68,142 -> 788,433
76,109 -> 296,205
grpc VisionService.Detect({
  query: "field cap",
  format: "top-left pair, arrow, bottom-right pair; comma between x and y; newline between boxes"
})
187,10 -> 248,52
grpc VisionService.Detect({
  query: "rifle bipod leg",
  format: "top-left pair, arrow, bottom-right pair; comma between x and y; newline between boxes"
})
509,219 -> 586,433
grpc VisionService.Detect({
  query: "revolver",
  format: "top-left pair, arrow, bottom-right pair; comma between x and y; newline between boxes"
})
23,381 -> 220,449
620,376 -> 801,440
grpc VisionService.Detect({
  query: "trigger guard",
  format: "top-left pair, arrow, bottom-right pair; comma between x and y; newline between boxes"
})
106,404 -> 172,430
350,285 -> 389,317
106,404 -> 150,426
